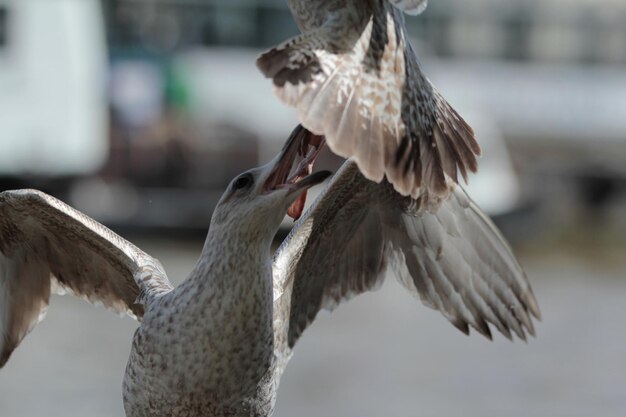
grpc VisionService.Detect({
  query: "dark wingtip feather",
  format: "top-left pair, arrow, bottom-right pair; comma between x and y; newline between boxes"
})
433,99 -> 481,187
499,325 -> 514,341
0,349 -> 11,369
525,292 -> 542,321
257,40 -> 323,89
256,47 -> 287,79
451,318 -> 470,336
474,319 -> 493,341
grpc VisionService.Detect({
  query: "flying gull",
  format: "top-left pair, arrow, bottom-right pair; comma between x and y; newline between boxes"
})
0,126 -> 539,416
257,0 -> 480,203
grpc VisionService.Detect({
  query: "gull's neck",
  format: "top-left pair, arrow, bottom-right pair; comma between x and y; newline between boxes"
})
181,221 -> 275,314
170,221 -> 276,399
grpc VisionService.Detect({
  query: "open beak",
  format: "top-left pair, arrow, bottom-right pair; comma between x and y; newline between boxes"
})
263,125 -> 329,220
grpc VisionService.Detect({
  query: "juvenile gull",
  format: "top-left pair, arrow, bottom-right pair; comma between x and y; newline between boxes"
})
0,127 -> 539,416
257,0 -> 480,202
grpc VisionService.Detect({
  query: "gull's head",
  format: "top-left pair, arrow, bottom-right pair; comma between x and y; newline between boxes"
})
211,126 -> 330,236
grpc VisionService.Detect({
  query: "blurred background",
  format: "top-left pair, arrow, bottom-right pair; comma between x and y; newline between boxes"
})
0,0 -> 625,416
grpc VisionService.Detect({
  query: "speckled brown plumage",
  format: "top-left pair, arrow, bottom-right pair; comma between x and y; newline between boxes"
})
0,150 -> 328,416
0,127 -> 539,417
257,0 -> 480,202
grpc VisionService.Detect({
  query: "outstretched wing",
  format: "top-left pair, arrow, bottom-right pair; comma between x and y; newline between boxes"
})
273,162 -> 540,350
0,189 -> 173,367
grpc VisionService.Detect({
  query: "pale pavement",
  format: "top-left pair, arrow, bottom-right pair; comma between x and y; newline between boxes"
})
0,237 -> 624,417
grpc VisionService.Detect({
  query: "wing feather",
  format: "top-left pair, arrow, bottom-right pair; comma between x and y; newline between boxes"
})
259,1 -> 480,200
273,161 -> 540,352
0,189 -> 173,367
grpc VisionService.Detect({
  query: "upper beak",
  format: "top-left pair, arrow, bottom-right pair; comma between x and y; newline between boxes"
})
263,125 -> 307,192
262,125 -> 326,193
262,125 -> 330,220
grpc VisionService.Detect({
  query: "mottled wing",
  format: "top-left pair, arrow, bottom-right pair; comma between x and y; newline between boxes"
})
388,184 -> 540,340
273,162 -> 539,350
272,163 -> 389,350
0,189 -> 173,367
258,1 -> 479,200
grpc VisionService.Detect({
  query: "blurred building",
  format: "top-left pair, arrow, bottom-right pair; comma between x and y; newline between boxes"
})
0,0 -> 108,181
101,0 -> 626,167
407,0 -> 626,167
1,0 -> 625,230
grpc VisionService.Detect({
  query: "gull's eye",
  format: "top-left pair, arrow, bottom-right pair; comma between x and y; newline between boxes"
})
233,173 -> 253,191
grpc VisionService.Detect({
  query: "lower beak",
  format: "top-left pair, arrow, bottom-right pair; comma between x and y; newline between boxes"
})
281,170 -> 332,219
285,170 -> 332,194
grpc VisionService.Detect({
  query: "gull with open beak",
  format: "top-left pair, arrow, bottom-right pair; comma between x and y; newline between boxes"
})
0,126 -> 539,416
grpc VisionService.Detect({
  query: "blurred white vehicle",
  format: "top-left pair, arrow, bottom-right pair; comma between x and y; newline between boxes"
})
0,0 -> 107,177
462,113 -> 521,216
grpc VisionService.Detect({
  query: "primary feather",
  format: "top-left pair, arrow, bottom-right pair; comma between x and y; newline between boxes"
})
258,0 -> 480,201
273,161 -> 539,351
